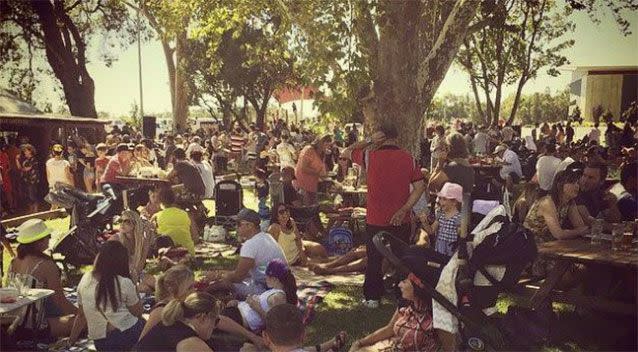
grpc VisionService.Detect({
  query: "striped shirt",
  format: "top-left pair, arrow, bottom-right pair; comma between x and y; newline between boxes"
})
434,211 -> 461,257
230,134 -> 246,154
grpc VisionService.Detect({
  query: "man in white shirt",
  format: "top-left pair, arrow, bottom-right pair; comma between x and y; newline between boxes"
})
276,134 -> 297,169
494,144 -> 522,185
46,144 -> 74,189
534,143 -> 561,194
588,123 -> 601,144
185,136 -> 202,159
208,208 -> 286,299
473,127 -> 489,155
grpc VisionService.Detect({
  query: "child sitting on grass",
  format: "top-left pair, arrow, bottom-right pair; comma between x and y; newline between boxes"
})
419,182 -> 463,258
224,259 -> 297,333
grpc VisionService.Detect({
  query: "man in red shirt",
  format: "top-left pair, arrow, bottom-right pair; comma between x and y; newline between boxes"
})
342,124 -> 425,308
100,143 -> 133,187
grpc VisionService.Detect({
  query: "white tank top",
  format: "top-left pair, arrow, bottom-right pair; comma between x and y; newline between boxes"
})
276,227 -> 300,264
237,288 -> 285,332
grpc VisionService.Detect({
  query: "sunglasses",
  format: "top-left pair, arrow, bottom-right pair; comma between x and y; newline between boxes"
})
118,218 -> 133,225
278,208 -> 289,214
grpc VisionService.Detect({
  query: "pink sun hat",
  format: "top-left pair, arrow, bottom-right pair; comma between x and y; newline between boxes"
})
437,182 -> 463,203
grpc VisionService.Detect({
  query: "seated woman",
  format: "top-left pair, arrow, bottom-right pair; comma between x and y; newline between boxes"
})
152,186 -> 196,256
110,210 -> 155,291
136,292 -> 220,352
139,265 -> 263,347
349,257 -> 439,352
224,259 -> 297,333
268,203 -> 327,266
8,219 -> 77,338
64,241 -> 144,351
523,168 -> 589,278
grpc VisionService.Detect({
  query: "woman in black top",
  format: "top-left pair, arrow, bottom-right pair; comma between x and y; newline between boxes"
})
428,133 -> 475,194
137,292 -> 220,352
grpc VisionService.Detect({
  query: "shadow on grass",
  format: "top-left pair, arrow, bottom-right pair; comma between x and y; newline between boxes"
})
304,285 -> 395,349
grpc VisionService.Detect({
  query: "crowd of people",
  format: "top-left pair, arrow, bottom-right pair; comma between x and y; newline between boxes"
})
1,115 -> 637,351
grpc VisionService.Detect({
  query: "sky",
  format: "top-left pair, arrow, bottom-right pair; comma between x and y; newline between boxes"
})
35,8 -> 638,116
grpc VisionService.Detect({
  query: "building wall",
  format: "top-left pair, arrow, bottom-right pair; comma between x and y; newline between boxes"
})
582,74 -> 623,121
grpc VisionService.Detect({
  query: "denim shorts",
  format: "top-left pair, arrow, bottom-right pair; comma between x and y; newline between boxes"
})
93,319 -> 145,352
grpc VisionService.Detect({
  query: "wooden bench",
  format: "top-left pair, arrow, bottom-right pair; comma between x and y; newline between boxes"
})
1,208 -> 67,228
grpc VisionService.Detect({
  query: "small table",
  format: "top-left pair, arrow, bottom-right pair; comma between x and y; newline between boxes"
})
0,289 -> 55,314
530,239 -> 637,315
116,176 -> 170,209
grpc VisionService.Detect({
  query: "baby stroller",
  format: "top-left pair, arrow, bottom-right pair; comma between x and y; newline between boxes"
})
211,180 -> 243,229
373,205 -> 538,351
45,183 -> 118,267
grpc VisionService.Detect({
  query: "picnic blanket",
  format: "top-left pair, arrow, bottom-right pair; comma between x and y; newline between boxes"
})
296,280 -> 334,326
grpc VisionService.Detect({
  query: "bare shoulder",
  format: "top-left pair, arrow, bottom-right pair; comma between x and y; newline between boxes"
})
177,337 -> 213,352
268,223 -> 281,233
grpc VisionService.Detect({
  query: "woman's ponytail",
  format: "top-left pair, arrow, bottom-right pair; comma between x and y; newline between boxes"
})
161,292 -> 220,326
281,270 -> 299,305
161,299 -> 185,326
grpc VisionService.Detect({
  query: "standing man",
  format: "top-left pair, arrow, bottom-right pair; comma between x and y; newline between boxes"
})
342,124 -> 425,308
472,126 -> 489,155
588,123 -> 601,145
565,121 -> 575,145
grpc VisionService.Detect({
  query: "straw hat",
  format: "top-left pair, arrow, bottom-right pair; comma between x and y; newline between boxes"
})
16,219 -> 52,244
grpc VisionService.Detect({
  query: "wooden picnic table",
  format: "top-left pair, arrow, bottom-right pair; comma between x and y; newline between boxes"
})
0,288 -> 55,314
530,238 -> 637,315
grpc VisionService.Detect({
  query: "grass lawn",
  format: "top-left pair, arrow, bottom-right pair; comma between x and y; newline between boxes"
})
4,187 -> 636,351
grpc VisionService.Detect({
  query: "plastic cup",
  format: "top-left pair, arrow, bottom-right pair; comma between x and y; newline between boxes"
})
611,223 -> 624,251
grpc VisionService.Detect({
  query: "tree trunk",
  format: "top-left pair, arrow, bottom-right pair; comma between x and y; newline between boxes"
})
31,0 -> 97,118
361,0 -> 480,154
173,30 -> 190,131
507,75 -> 527,125
160,41 -> 176,118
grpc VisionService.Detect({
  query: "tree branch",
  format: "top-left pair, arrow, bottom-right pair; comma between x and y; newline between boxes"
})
417,0 -> 481,99
64,0 -> 82,12
353,0 -> 379,76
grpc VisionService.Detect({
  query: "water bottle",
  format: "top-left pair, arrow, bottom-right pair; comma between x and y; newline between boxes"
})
590,219 -> 603,245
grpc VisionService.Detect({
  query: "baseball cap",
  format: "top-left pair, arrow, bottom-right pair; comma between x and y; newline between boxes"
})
52,144 -> 64,152
236,208 -> 260,226
116,143 -> 133,153
265,259 -> 290,281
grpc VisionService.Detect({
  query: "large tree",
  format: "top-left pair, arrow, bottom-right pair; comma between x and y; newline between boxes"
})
0,0 -> 137,117
188,1 -> 298,129
458,0 -> 574,127
281,0 -> 489,152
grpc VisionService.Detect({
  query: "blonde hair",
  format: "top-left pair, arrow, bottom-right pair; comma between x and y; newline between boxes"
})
118,210 -> 154,281
155,265 -> 194,301
162,292 -> 220,326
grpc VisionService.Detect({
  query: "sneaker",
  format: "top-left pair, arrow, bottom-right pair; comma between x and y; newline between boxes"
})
361,299 -> 380,309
